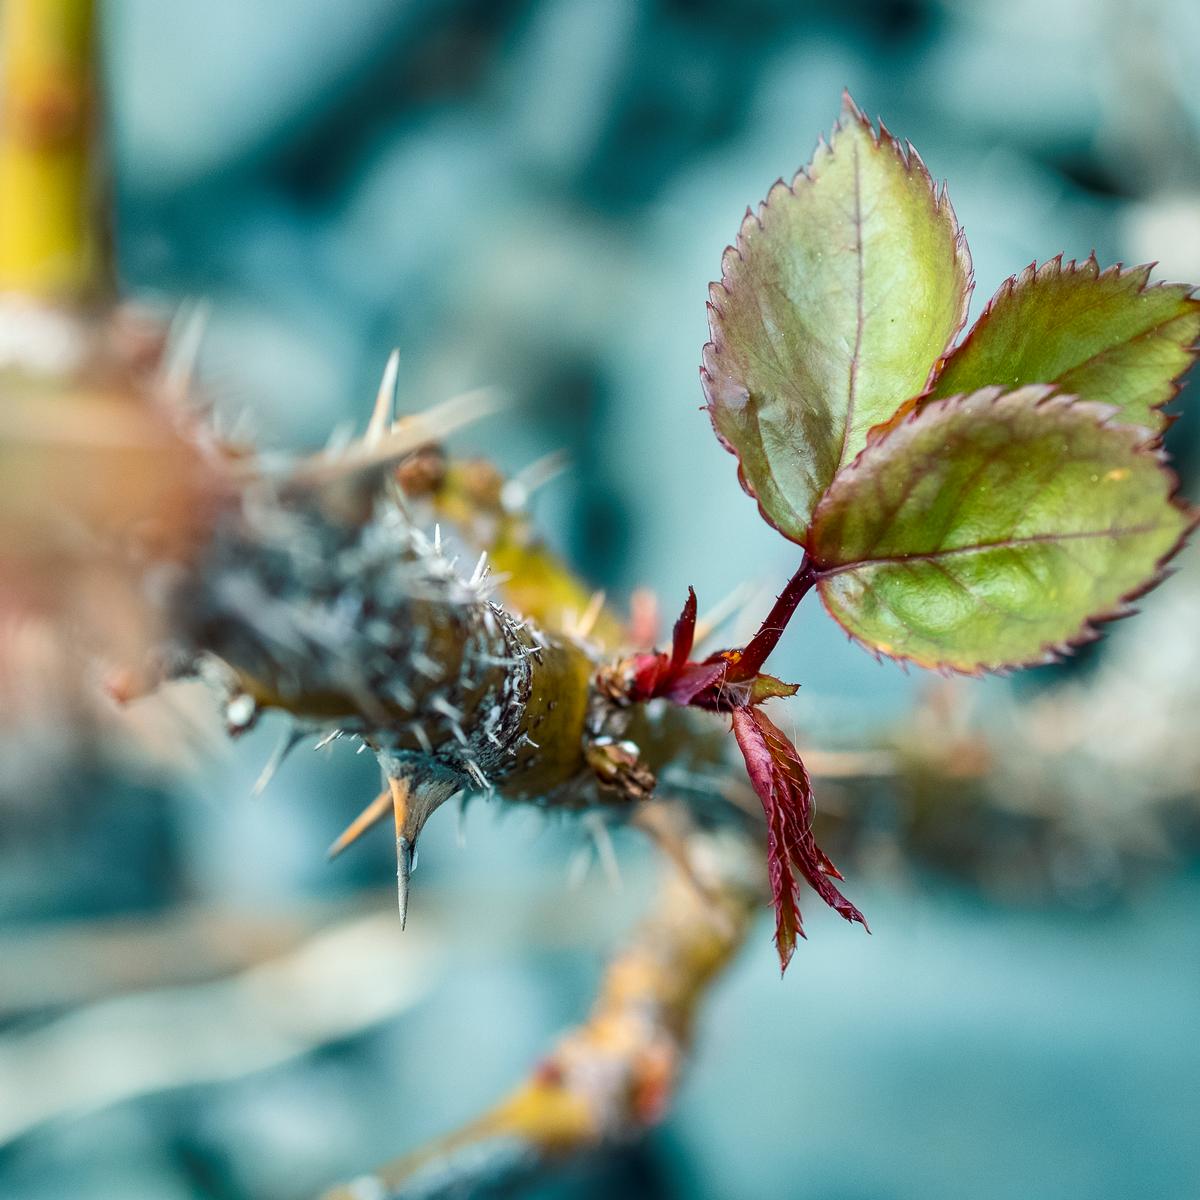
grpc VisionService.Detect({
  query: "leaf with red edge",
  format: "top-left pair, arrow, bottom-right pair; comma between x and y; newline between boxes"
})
731,706 -> 868,973
703,92 -> 972,545
669,586 -> 698,673
662,660 -> 727,705
807,386 -> 1194,673
926,256 -> 1200,433
629,654 -> 665,700
626,587 -> 699,701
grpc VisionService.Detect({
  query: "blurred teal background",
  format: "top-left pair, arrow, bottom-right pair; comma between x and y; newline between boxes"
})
2,1 -> 1199,1197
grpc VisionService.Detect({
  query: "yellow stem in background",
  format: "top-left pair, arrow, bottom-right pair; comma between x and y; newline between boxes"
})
0,0 -> 101,300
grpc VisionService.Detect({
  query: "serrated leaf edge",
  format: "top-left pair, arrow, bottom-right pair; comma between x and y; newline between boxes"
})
911,254 -> 1200,439
808,385 -> 1198,677
700,90 -> 975,546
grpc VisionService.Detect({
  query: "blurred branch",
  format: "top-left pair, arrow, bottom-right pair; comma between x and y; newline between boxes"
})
321,825 -> 762,1200
0,909 -> 441,1147
0,894 -> 378,1016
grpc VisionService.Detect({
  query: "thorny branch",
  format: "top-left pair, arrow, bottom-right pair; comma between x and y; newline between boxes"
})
129,377 -> 779,1197
2,10 -> 1197,1198
0,11 -> 774,1189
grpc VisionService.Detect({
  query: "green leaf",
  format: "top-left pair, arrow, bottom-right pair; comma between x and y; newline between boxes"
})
702,92 -> 972,544
806,386 -> 1193,674
927,256 -> 1200,431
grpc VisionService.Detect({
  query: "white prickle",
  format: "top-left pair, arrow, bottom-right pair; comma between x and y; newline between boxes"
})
412,651 -> 442,681
366,349 -> 401,445
462,758 -> 491,790
430,695 -> 463,722
468,550 -> 489,589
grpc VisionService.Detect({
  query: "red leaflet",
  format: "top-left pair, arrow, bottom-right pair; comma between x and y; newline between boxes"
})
627,587 -> 699,701
609,586 -> 866,970
663,660 -> 727,705
669,585 -> 698,673
730,706 -> 868,973
625,589 -> 801,711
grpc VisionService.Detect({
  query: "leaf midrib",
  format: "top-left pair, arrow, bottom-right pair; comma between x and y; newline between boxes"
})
838,139 -> 867,477
814,521 -> 1175,578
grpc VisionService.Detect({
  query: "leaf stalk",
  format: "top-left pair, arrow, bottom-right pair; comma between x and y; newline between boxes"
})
731,557 -> 818,680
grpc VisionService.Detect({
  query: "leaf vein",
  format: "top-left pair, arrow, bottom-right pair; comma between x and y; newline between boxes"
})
838,138 -> 866,475
816,521 -> 1173,578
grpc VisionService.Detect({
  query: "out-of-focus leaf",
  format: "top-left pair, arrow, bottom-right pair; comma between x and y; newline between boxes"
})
807,386 -> 1193,674
702,93 -> 972,544
927,257 -> 1200,431
731,705 -> 867,973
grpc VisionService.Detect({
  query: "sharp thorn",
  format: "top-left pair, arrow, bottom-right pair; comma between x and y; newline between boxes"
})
456,794 -> 470,848
326,790 -> 391,860
566,841 -> 593,890
251,723 -> 305,797
585,813 -> 622,892
367,349 -> 401,445
162,300 -> 210,402
396,836 -> 412,930
570,590 -> 606,640
386,776 -> 415,929
469,550 -> 489,588
504,448 -> 571,511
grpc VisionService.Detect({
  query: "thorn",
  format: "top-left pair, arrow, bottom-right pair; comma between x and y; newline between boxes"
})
456,794 -> 470,848
367,349 -> 401,445
469,550 -> 489,588
276,386 -> 504,489
569,590 -> 606,641
251,723 -> 305,797
502,448 -> 571,511
409,722 -> 432,753
462,758 -> 490,790
585,813 -> 622,892
431,695 -> 463,722
396,836 -> 413,929
162,300 -> 210,403
314,728 -> 342,751
390,777 -> 413,929
412,651 -> 443,681
326,790 -> 391,860
324,419 -> 356,456
433,523 -> 442,555
566,842 -> 593,890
